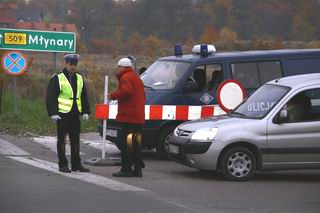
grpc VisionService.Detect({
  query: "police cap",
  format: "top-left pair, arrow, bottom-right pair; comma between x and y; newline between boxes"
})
64,54 -> 80,64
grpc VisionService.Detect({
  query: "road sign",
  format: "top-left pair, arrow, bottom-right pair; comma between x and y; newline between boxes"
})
217,79 -> 246,112
1,51 -> 28,76
0,28 -> 76,53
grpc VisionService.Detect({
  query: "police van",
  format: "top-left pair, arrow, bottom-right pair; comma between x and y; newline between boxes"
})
99,44 -> 320,158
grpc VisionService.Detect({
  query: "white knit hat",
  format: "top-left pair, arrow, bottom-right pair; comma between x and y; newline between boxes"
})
117,58 -> 132,67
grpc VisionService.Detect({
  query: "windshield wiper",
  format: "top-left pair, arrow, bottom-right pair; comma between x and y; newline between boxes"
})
229,111 -> 246,117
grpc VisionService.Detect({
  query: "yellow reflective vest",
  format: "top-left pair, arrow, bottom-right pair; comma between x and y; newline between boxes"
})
57,73 -> 83,113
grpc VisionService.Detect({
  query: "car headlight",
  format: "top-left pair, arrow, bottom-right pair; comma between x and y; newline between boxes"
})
173,125 -> 183,137
173,127 -> 179,136
191,127 -> 218,141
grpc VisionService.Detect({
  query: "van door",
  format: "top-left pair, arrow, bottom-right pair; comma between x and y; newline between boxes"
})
266,87 -> 320,169
182,64 -> 223,105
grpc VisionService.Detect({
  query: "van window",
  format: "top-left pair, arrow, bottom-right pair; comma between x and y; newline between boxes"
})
258,61 -> 282,84
141,61 -> 190,90
284,58 -> 320,76
191,64 -> 223,92
231,61 -> 282,89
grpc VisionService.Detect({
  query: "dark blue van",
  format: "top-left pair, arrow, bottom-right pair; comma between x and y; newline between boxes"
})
99,44 -> 320,158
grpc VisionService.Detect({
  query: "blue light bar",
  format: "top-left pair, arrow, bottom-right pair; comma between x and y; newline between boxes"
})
175,44 -> 183,56
200,44 -> 208,57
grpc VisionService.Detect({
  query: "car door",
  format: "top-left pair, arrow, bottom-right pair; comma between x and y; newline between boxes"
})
266,87 -> 320,169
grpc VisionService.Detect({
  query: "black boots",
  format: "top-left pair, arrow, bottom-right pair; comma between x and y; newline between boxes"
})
113,163 -> 145,178
132,169 -> 142,177
112,167 -> 133,177
72,165 -> 90,172
132,162 -> 145,177
59,166 -> 71,173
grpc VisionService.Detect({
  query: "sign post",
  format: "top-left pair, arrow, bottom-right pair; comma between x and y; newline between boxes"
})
0,28 -> 76,53
13,77 -> 17,114
102,76 -> 108,160
84,75 -> 121,166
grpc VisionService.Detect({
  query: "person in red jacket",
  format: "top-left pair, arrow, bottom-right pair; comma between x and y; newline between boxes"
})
108,58 -> 146,177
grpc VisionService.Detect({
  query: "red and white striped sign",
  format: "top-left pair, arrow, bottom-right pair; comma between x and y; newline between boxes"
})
96,104 -> 225,120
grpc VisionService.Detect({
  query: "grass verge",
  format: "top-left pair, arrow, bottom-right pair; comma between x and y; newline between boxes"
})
0,92 -> 98,136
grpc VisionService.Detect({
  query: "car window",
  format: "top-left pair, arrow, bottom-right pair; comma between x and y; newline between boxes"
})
232,84 -> 290,119
284,88 -> 320,122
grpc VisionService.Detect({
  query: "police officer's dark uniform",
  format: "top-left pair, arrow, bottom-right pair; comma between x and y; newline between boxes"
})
46,54 -> 90,173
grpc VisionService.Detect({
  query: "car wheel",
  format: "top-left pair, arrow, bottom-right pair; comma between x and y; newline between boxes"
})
156,126 -> 175,160
220,146 -> 256,181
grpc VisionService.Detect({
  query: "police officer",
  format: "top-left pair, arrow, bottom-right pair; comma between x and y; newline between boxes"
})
46,54 -> 90,173
108,58 -> 145,177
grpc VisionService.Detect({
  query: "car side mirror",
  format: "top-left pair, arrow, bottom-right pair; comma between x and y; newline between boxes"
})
182,81 -> 198,93
139,67 -> 147,75
274,109 -> 289,124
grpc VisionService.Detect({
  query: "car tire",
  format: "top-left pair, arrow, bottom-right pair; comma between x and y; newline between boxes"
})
220,146 -> 256,181
156,126 -> 176,160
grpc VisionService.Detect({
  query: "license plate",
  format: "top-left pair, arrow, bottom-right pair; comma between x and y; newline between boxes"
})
169,144 -> 179,154
106,129 -> 117,137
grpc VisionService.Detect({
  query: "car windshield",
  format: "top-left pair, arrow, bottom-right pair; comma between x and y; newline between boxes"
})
141,60 -> 190,90
231,84 -> 290,119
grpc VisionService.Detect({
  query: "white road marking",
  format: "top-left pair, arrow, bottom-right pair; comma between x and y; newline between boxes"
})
9,156 -> 145,192
33,136 -> 120,155
0,138 -> 30,156
81,139 -> 120,153
32,136 -> 84,155
3,140 -> 199,212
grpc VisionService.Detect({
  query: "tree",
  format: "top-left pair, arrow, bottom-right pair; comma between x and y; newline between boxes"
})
219,27 -> 238,42
126,33 -> 144,54
143,35 -> 165,57
199,25 -> 219,44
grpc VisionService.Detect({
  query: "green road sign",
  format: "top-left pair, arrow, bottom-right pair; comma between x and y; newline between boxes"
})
0,28 -> 76,53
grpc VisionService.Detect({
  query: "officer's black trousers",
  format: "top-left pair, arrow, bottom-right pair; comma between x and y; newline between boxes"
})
118,123 -> 144,172
56,115 -> 81,169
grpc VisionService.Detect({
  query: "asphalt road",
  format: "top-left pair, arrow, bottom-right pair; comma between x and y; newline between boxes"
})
1,132 -> 320,213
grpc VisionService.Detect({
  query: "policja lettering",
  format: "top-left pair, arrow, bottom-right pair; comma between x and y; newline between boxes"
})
29,35 -> 74,49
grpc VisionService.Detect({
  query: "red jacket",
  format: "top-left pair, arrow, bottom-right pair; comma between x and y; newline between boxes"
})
109,68 -> 145,124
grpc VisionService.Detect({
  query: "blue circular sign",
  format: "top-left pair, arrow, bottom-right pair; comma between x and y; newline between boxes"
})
1,51 -> 28,76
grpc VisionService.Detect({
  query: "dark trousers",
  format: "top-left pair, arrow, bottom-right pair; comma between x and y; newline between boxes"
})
118,123 -> 144,171
56,115 -> 81,169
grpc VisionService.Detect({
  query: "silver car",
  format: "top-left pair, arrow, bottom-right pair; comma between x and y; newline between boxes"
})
168,73 -> 320,181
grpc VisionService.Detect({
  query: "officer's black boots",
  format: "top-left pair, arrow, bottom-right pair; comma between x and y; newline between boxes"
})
72,165 -> 90,172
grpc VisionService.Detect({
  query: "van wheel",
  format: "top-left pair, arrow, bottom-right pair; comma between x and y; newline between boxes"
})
156,126 -> 175,160
220,146 -> 256,181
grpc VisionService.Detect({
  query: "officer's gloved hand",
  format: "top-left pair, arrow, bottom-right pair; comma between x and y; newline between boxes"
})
82,114 -> 89,121
50,115 -> 61,123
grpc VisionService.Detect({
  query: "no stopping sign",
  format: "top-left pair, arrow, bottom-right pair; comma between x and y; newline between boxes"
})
217,79 -> 246,113
1,51 -> 28,76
